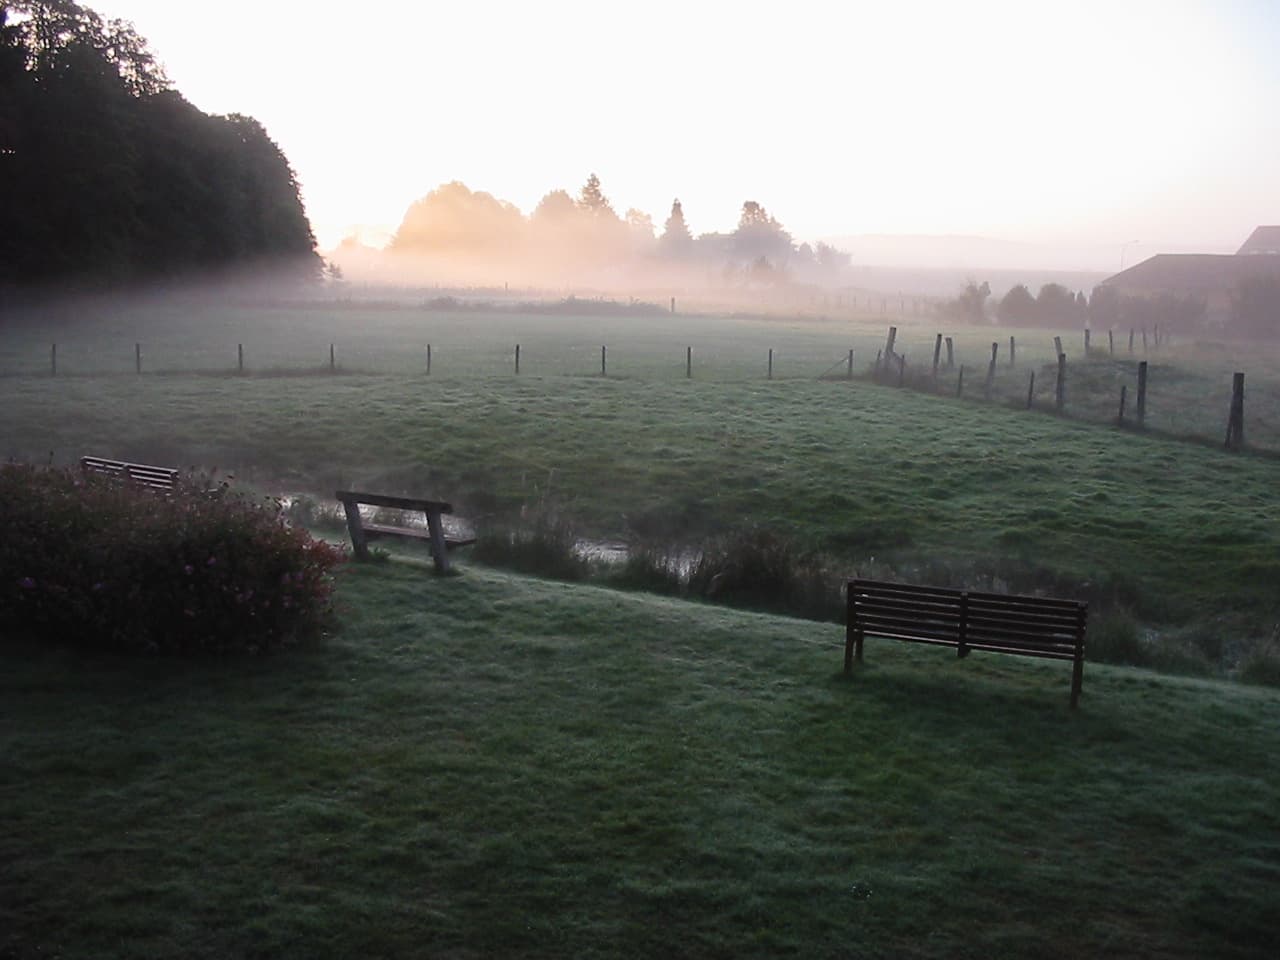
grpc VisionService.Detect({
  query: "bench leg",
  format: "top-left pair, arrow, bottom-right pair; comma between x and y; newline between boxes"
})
844,628 -> 864,673
1070,653 -> 1084,709
426,508 -> 450,574
340,498 -> 369,560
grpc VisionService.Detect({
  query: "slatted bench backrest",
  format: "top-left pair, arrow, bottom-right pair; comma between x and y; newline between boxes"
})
846,578 -> 1088,706
81,456 -> 179,491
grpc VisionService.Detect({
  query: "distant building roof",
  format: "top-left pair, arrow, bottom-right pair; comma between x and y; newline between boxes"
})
1237,226 -> 1280,256
1102,253 -> 1280,294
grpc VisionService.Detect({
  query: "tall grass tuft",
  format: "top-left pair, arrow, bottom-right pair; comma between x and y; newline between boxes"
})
1239,634 -> 1280,687
471,511 -> 590,581
686,528 -> 843,622
1087,609 -> 1150,666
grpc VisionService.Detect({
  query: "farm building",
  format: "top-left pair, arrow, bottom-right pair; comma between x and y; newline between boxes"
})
1100,226 -> 1280,328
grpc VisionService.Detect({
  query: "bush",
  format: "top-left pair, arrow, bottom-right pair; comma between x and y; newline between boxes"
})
0,464 -> 344,654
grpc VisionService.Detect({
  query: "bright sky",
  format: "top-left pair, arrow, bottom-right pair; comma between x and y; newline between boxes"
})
89,0 -> 1280,268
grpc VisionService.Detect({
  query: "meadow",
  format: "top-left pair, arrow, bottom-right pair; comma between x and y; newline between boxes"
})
4,560 -> 1279,959
2,299 -> 1279,671
4,300 -> 1280,957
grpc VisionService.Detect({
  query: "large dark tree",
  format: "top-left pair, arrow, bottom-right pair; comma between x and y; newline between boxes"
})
0,0 -> 318,290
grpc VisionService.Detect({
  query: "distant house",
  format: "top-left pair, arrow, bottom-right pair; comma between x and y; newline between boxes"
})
1237,226 -> 1280,256
1100,226 -> 1280,328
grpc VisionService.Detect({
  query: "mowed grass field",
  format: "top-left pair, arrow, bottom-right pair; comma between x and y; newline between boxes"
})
2,301 -> 1279,645
4,561 -> 1280,959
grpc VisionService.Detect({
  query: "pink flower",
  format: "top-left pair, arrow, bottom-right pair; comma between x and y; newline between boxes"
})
18,577 -> 36,589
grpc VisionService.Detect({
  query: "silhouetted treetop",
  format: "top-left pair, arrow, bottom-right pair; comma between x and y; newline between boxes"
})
0,0 -> 318,290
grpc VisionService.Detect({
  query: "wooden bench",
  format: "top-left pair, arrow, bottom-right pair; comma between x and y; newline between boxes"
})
845,578 -> 1088,707
81,456 -> 179,492
336,490 -> 476,574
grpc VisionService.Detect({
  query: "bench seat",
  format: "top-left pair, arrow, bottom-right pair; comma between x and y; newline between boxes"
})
362,523 -> 477,550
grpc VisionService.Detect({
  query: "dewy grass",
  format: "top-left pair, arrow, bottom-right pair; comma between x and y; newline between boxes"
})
3,561 -> 1279,958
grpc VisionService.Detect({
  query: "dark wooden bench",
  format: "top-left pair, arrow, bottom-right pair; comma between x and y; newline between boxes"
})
336,490 -> 476,574
845,578 -> 1088,707
81,456 -> 179,492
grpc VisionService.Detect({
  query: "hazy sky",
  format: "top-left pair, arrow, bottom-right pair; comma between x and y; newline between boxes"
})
89,0 -> 1279,267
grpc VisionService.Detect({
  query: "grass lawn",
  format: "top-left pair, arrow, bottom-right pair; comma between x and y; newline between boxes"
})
4,559 -> 1279,958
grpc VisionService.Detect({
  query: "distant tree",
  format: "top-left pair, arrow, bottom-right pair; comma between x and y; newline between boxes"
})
1089,285 -> 1121,328
624,207 -> 656,254
530,189 -> 571,220
659,198 -> 693,258
1228,275 -> 1279,338
733,200 -> 792,268
625,208 -> 654,239
391,180 -> 526,255
578,172 -> 617,220
814,242 -> 850,273
941,280 -> 990,322
1036,283 -> 1080,326
997,284 -> 1036,324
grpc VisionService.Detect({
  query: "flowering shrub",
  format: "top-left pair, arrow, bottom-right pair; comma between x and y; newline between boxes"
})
0,464 -> 345,654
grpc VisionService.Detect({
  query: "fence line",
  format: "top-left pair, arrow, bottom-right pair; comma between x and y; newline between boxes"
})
22,331 -> 1264,454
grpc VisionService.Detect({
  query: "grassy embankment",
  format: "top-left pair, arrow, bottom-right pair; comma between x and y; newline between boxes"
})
2,303 -> 1279,668
4,562 -> 1280,959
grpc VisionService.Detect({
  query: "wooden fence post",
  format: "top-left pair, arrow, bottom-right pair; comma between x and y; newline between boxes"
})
1009,335 -> 1016,367
51,343 -> 56,377
1056,353 -> 1066,411
1026,370 -> 1035,409
1085,329 -> 1091,354
1225,372 -> 1245,449
238,343 -> 244,374
884,326 -> 897,362
1129,328 -> 1134,353
984,342 -> 998,399
1053,335 -> 1063,358
768,348 -> 773,380
1108,329 -> 1114,355
1117,385 -> 1127,425
1142,327 -> 1148,353
1136,360 -> 1148,426
329,343 -> 335,372
1154,324 -> 1160,348
686,346 -> 692,379
515,344 -> 521,375
847,349 -> 854,379
426,343 -> 432,375
932,333 -> 942,378
601,345 -> 607,377
135,342 -> 142,374
945,337 -> 954,369
874,348 -> 883,377
956,365 -> 965,398
897,353 -> 906,387
670,297 -> 676,314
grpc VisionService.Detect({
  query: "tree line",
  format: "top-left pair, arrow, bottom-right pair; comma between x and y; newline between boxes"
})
0,1 -> 318,294
375,176 -> 851,288
943,277 -> 1277,338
